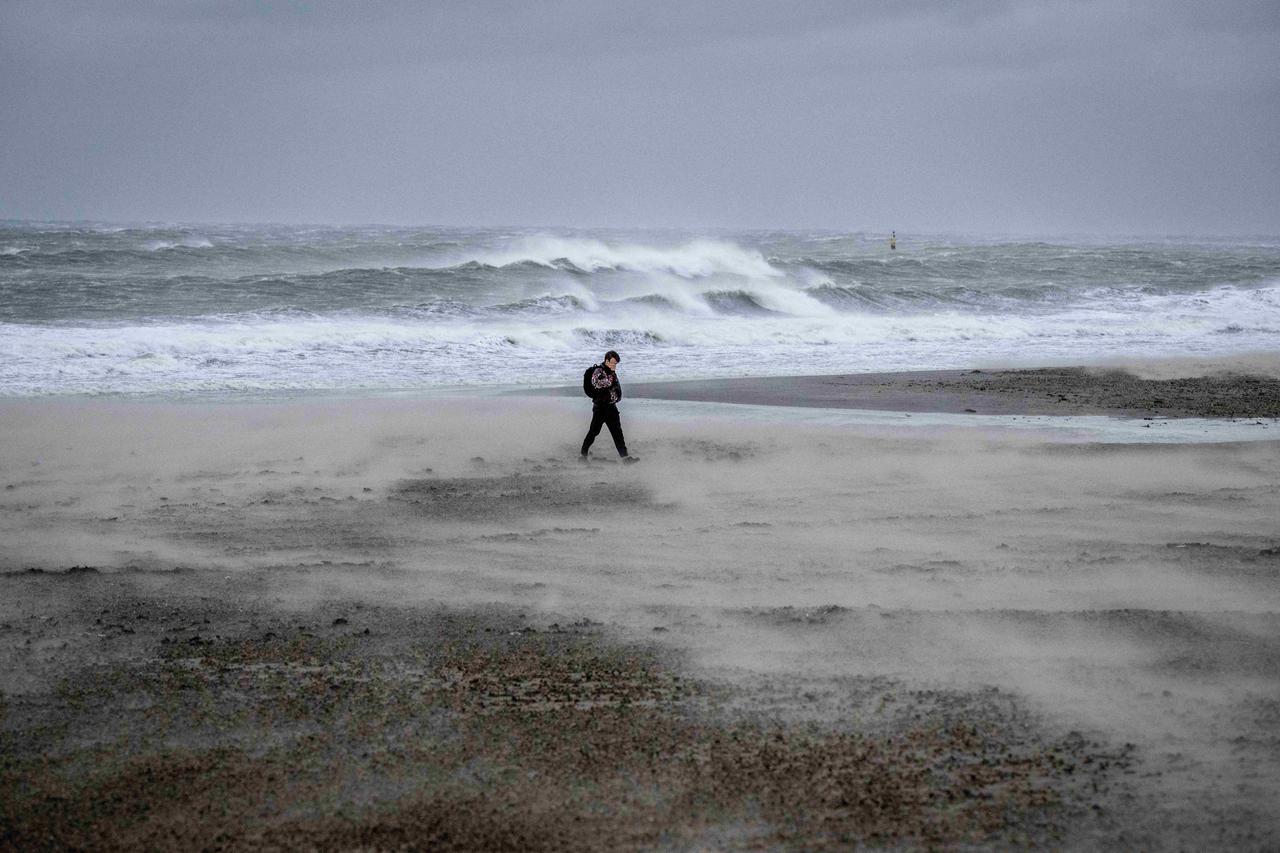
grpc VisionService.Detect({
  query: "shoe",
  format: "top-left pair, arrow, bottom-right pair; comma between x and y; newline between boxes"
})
579,454 -> 590,463
622,456 -> 639,464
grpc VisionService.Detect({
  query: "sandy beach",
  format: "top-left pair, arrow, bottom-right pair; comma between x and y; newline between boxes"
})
3,364 -> 1280,850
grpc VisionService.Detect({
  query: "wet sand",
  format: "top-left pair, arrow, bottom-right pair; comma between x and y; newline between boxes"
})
618,366 -> 1280,419
2,368 -> 1279,849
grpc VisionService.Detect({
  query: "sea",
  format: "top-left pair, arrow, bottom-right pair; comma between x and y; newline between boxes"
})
2,222 -> 1278,398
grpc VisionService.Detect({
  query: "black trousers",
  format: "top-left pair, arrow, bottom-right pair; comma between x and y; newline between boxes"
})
581,404 -> 627,457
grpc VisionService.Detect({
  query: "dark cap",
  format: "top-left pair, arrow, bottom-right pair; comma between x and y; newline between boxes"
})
603,350 -> 621,363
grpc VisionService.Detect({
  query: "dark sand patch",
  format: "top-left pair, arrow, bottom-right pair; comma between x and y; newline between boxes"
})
142,498 -> 402,560
668,438 -> 766,462
1155,541 -> 1280,580
543,367 -> 1280,418
1,581 -> 1124,851
736,605 -> 1280,681
391,471 -> 657,520
963,609 -> 1280,679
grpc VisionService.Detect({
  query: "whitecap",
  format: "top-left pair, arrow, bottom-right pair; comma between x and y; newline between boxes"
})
438,235 -> 786,280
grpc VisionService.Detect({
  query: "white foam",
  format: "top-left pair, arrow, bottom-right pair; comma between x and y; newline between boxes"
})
142,237 -> 213,251
449,235 -> 785,280
2,300 -> 1277,396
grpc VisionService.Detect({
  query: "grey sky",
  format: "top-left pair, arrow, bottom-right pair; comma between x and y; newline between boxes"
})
2,1 -> 1277,234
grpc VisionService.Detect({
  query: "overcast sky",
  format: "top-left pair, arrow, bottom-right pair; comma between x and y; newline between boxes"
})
2,1 -> 1277,234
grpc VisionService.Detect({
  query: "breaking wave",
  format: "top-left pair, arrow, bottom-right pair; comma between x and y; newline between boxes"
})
444,236 -> 785,279
2,223 -> 1279,396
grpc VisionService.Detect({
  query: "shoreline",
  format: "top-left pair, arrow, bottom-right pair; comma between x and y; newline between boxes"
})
629,364 -> 1280,419
544,362 -> 1280,420
5,352 -> 1280,416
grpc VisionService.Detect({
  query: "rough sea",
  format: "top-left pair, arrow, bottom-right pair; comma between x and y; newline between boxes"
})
2,223 -> 1278,398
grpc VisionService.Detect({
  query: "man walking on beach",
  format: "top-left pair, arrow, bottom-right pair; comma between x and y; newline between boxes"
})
581,350 -> 635,462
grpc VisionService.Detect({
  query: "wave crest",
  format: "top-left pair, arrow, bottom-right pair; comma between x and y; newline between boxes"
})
490,294 -> 588,315
448,236 -> 784,280
701,290 -> 780,316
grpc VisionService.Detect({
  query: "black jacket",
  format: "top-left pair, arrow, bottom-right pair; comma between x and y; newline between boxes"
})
589,364 -> 622,406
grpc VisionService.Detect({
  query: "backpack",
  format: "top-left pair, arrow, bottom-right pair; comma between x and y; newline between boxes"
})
582,364 -> 598,398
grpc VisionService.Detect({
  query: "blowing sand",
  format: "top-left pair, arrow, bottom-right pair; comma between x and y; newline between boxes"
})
2,368 -> 1279,849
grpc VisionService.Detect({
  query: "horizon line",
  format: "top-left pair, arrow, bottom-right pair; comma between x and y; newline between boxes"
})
3,217 -> 1276,243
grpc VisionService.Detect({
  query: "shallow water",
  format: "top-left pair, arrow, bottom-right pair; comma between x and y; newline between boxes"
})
627,398 -> 1280,444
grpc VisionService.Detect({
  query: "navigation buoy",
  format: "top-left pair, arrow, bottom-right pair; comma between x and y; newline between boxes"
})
889,231 -> 897,251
